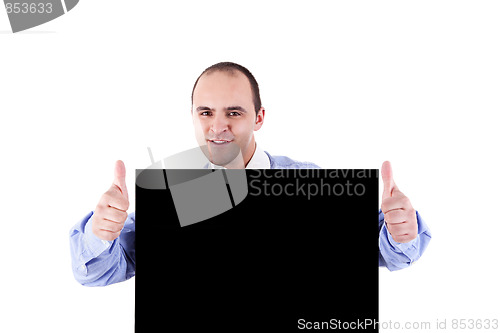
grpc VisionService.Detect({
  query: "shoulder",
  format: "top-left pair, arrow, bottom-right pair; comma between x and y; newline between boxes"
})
264,151 -> 321,169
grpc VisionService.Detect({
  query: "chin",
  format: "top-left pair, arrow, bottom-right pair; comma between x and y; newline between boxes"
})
207,142 -> 242,167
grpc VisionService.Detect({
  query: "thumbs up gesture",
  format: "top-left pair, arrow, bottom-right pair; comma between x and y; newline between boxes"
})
380,161 -> 418,243
92,160 -> 130,241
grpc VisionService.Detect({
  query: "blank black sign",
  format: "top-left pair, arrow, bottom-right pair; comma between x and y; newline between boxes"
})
135,169 -> 379,332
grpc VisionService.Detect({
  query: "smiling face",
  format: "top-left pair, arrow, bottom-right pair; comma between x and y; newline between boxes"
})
192,70 -> 265,168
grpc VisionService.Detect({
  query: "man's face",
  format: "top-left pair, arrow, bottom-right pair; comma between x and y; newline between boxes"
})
192,70 -> 264,168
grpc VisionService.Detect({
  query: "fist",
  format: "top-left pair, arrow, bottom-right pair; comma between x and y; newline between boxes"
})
380,161 -> 418,244
92,160 -> 130,241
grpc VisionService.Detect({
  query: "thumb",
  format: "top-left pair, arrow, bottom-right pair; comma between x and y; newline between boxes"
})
113,160 -> 129,199
381,160 -> 397,200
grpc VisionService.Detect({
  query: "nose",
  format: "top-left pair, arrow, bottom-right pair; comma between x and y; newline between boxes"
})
210,113 -> 229,136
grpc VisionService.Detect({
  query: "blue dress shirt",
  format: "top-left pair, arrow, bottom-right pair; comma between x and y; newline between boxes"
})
69,153 -> 432,286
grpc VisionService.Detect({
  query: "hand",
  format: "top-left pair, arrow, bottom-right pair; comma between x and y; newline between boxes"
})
380,161 -> 418,243
92,160 -> 130,241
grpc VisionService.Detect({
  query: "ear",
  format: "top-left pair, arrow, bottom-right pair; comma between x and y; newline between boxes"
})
254,107 -> 265,131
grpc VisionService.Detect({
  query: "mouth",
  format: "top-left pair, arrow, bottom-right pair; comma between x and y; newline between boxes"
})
208,139 -> 233,145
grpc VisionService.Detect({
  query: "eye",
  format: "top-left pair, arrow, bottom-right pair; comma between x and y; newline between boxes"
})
228,112 -> 241,117
200,111 -> 212,116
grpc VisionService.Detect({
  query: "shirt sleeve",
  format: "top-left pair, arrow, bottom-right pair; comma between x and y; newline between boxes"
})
378,209 -> 431,271
69,211 -> 136,286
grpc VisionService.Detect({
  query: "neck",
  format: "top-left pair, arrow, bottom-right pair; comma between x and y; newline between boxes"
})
223,139 -> 256,169
242,139 -> 257,168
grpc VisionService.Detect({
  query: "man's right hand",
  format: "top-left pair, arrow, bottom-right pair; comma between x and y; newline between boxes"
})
92,160 -> 130,241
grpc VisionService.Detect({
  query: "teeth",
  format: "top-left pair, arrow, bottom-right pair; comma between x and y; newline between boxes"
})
213,140 -> 228,144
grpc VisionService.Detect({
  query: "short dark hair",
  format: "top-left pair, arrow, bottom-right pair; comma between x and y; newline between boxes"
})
191,62 -> 262,114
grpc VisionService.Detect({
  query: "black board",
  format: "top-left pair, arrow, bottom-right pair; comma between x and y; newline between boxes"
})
135,169 -> 379,332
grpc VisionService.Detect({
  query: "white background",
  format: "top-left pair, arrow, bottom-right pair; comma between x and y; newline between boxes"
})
1,1 -> 499,332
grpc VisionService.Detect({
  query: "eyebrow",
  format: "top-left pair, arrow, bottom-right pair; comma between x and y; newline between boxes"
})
195,106 -> 247,113
226,106 -> 247,113
196,106 -> 212,112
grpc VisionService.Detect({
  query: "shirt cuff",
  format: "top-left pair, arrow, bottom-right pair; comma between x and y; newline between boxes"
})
379,210 -> 425,267
385,223 -> 419,256
83,213 -> 112,258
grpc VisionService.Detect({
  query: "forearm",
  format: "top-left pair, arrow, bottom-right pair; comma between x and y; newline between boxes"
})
69,211 -> 136,286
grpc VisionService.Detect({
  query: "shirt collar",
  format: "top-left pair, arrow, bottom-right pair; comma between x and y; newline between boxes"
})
246,143 -> 271,169
210,143 -> 271,169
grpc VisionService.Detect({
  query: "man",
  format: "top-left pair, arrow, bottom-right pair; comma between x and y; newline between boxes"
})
69,62 -> 431,286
